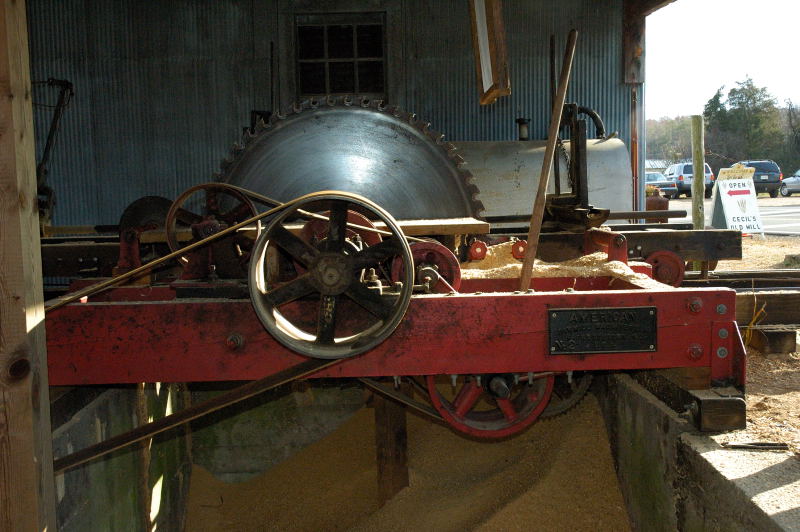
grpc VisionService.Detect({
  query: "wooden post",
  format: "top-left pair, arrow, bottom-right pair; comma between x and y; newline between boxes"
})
0,0 -> 57,528
373,386 -> 409,506
691,115 -> 705,229
691,115 -> 708,273
518,29 -> 578,291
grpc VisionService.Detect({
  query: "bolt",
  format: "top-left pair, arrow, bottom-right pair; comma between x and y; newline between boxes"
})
393,376 -> 401,388
718,328 -> 729,339
716,304 -> 727,315
687,344 -> 703,360
226,333 -> 244,350
717,347 -> 729,359
613,235 -> 626,247
450,374 -> 458,387
649,345 -> 654,350
687,297 -> 703,313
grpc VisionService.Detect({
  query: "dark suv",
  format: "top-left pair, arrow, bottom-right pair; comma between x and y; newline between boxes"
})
735,160 -> 783,197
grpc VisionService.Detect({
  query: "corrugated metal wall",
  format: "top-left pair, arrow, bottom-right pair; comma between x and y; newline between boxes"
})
404,0 -> 630,143
29,0 -> 276,225
28,0 -> 637,225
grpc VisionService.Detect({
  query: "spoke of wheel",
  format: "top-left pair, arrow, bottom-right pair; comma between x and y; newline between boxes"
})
175,208 -> 202,225
270,225 -> 318,266
316,294 -> 338,344
263,273 -> 315,306
345,282 -> 396,319
351,237 -> 402,270
453,380 -> 484,418
327,201 -> 348,250
221,202 -> 253,224
496,398 -> 519,422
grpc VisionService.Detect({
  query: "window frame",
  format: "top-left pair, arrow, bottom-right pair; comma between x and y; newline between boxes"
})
294,12 -> 387,100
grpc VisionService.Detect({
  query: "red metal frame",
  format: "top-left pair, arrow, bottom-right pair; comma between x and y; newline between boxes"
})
45,276 -> 743,388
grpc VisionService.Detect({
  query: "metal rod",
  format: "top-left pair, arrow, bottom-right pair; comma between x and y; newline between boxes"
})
519,29 -> 578,291
53,359 -> 339,474
606,210 -> 688,220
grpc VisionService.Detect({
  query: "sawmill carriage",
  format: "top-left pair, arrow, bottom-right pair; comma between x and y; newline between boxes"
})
45,94 -> 747,458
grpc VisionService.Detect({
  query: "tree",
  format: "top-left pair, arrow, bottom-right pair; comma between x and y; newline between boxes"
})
702,77 -> 784,173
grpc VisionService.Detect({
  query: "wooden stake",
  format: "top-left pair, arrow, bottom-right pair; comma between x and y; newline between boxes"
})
691,115 -> 706,271
0,0 -> 57,527
519,30 -> 578,291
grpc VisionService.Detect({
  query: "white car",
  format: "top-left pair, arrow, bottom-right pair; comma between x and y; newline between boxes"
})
779,169 -> 800,196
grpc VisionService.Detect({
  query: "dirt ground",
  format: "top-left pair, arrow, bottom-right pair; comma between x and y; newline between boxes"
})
715,233 -> 800,457
186,396 -> 630,531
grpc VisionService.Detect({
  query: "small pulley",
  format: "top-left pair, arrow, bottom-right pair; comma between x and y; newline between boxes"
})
249,192 -> 414,359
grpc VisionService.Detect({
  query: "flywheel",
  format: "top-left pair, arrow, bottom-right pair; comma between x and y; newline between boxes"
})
217,96 -> 484,221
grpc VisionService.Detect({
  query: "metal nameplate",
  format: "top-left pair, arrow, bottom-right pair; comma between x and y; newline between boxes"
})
548,307 -> 657,355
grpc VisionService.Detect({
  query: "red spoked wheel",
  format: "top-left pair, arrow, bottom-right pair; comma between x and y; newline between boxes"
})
390,240 -> 462,292
300,209 -> 382,248
425,373 -> 555,439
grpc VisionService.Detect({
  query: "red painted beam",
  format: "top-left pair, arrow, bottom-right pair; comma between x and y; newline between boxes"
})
45,287 -> 740,386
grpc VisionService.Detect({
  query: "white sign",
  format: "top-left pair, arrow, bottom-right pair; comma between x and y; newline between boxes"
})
709,165 -> 763,233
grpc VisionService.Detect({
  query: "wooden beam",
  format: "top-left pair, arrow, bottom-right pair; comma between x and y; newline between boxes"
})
636,0 -> 677,18
373,387 -> 409,506
622,0 -> 646,84
0,0 -> 57,528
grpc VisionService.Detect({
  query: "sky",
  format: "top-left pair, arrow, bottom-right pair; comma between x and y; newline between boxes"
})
645,0 -> 800,119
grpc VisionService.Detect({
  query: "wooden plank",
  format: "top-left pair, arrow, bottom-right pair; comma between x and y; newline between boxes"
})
0,0 -> 57,528
736,291 -> 800,326
373,387 -> 409,506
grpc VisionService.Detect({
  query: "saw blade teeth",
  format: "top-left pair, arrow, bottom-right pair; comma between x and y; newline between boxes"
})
215,94 -> 486,220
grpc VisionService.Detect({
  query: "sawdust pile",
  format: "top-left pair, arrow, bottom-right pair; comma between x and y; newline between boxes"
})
186,395 -> 630,531
461,242 -> 666,289
717,235 -> 800,271
717,349 -> 800,457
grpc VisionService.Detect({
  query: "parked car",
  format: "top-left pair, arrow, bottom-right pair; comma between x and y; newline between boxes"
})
645,171 -> 678,199
663,162 -> 714,198
780,168 -> 800,196
735,160 -> 783,197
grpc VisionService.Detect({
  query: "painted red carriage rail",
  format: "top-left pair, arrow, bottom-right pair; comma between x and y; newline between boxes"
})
46,286 -> 741,386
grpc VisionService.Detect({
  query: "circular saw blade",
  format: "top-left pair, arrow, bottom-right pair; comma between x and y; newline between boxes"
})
217,97 -> 484,220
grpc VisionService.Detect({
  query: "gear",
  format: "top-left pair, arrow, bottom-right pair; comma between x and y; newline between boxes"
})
216,96 -> 484,221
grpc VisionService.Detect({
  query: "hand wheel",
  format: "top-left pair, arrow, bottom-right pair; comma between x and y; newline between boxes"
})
249,191 -> 413,359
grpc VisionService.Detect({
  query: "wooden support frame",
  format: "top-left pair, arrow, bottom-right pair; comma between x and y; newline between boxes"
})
373,385 -> 409,506
0,0 -> 57,528
469,0 -> 510,105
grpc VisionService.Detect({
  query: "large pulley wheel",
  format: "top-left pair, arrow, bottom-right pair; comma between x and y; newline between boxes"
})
249,192 -> 414,359
426,373 -> 555,439
165,183 -> 259,266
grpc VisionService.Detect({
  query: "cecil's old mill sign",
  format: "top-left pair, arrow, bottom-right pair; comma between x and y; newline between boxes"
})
548,307 -> 657,354
709,164 -> 764,234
